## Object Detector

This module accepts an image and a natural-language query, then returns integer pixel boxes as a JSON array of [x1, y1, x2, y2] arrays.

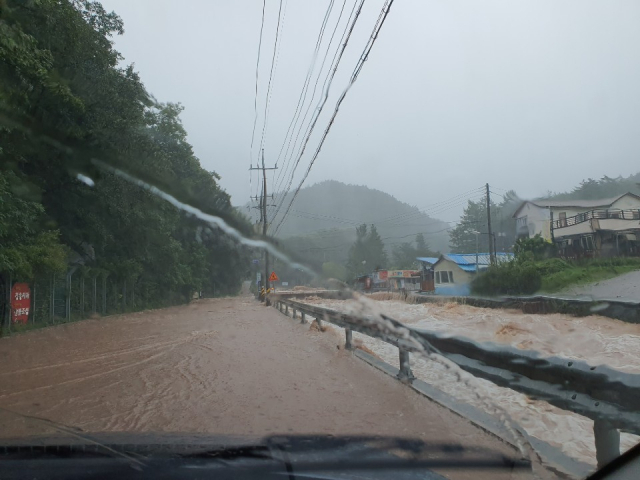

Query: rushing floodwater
[[302, 293, 640, 467]]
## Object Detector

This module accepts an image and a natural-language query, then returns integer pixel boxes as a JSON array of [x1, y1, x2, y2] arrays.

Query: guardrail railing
[[273, 296, 640, 470]]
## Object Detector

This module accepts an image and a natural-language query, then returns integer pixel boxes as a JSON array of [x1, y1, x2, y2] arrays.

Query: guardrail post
[[345, 328, 353, 350], [293, 308, 297, 319], [285, 304, 289, 316], [594, 420, 620, 468], [300, 312, 306, 324], [397, 349, 414, 382]]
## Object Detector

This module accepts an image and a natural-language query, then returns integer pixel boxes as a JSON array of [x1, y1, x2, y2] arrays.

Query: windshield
[[1, 1, 639, 479]]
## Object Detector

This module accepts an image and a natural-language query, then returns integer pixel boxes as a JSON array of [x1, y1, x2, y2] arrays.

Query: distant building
[[432, 253, 514, 296], [513, 193, 640, 258], [416, 257, 438, 293], [387, 270, 421, 292]]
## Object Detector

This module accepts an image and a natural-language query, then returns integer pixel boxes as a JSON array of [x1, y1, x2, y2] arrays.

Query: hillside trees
[[0, 0, 250, 312]]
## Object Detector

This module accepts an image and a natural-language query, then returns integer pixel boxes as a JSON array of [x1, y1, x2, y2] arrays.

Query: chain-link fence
[[1, 269, 165, 335]]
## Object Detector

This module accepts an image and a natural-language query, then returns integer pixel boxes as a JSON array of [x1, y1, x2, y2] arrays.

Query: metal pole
[[66, 270, 72, 323], [81, 277, 85, 318], [397, 349, 414, 382], [594, 420, 620, 468], [345, 329, 353, 350], [486, 183, 495, 265], [262, 151, 270, 295], [475, 232, 479, 272], [52, 274, 55, 324]]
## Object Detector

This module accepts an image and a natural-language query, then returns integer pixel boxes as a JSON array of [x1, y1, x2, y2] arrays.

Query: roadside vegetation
[[1, 0, 251, 328], [472, 235, 640, 295]]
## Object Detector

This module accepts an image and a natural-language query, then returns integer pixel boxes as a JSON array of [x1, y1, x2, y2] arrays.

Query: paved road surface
[[562, 269, 640, 300], [0, 297, 538, 479]]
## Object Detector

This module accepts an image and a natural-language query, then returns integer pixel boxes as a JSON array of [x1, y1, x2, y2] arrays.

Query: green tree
[[347, 224, 388, 279], [322, 262, 347, 282], [392, 243, 418, 269], [0, 0, 252, 317]]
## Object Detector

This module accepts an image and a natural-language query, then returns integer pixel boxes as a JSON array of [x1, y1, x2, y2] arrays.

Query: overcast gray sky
[[101, 0, 640, 224]]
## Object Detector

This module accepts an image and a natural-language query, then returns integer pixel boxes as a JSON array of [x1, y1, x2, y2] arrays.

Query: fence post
[[51, 274, 55, 323], [345, 328, 353, 350], [397, 349, 414, 382], [102, 276, 107, 315], [594, 420, 620, 468], [81, 277, 85, 318], [66, 270, 72, 323]]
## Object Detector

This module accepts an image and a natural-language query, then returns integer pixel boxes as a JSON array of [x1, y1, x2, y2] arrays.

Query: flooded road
[[0, 297, 534, 480], [302, 293, 640, 468]]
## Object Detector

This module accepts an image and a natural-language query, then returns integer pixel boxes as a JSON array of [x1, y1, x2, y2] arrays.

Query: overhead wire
[[257, 0, 287, 158], [269, 0, 354, 221], [272, 0, 394, 235], [249, 0, 267, 224], [270, 0, 338, 187], [269, 0, 367, 228]]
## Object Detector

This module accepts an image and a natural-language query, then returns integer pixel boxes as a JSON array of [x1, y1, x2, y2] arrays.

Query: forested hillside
[[0, 0, 250, 318], [257, 181, 449, 269]]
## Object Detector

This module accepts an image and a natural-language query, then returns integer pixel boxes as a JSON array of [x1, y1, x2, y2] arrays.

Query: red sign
[[11, 283, 31, 324], [269, 271, 279, 282], [378, 270, 388, 280]]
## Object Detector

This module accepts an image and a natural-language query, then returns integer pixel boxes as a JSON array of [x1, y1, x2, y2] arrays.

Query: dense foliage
[[448, 190, 520, 254], [346, 224, 388, 279], [0, 0, 250, 313], [390, 234, 438, 269]]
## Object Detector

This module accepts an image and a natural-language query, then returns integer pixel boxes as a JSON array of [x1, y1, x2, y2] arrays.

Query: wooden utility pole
[[249, 150, 277, 296], [486, 183, 495, 265]]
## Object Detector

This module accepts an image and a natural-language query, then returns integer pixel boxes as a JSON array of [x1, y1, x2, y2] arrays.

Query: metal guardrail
[[273, 296, 640, 469]]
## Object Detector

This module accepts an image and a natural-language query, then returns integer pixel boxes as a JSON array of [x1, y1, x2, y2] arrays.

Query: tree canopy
[[0, 0, 250, 308]]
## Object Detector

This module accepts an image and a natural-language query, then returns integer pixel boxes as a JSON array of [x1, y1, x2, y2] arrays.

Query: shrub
[[471, 262, 542, 296]]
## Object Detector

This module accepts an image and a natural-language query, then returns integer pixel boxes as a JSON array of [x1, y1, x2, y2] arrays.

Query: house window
[[580, 235, 595, 251], [436, 271, 453, 284], [559, 212, 567, 227]]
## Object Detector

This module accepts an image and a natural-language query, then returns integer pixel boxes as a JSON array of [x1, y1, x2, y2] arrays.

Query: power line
[[257, 0, 286, 158], [249, 0, 267, 165], [270, 0, 356, 216], [269, 0, 367, 227], [272, 0, 395, 236]]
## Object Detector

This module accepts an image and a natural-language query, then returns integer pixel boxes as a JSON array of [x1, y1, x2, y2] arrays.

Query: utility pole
[[249, 150, 277, 297], [486, 183, 495, 265]]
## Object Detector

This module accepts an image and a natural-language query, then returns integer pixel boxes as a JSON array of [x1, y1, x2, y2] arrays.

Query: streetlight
[[471, 230, 480, 273]]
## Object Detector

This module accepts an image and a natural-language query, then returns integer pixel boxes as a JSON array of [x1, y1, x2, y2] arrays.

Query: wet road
[[0, 297, 535, 480]]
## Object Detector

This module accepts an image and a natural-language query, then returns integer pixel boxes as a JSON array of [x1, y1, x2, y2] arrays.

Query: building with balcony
[[512, 193, 640, 258]]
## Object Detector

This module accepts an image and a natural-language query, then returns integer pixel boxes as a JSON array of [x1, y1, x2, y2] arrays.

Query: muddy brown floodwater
[[304, 293, 640, 469], [0, 297, 540, 480]]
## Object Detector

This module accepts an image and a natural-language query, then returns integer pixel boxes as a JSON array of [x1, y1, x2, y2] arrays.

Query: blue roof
[[437, 252, 514, 269], [416, 257, 439, 265]]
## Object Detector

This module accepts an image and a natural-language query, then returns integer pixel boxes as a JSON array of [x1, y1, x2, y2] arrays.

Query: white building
[[513, 193, 640, 258]]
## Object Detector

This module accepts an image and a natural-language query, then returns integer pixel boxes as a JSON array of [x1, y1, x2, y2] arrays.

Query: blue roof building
[[431, 252, 514, 295]]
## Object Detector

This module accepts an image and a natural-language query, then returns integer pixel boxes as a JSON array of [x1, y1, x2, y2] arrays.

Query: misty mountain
[[245, 181, 450, 270]]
